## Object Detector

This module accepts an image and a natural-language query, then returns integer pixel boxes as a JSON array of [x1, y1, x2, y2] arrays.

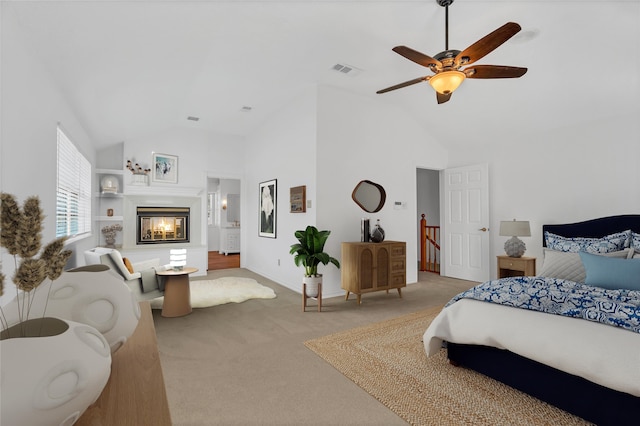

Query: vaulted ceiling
[[4, 0, 639, 149]]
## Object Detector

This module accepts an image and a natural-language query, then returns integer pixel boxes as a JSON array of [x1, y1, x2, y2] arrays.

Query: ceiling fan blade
[[376, 76, 429, 94], [392, 46, 442, 69], [465, 65, 527, 79], [455, 22, 522, 67], [436, 92, 452, 104]]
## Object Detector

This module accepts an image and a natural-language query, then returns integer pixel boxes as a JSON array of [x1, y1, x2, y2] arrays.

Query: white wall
[[1, 13, 97, 305], [123, 126, 244, 190], [447, 112, 640, 276], [121, 126, 245, 272], [242, 86, 318, 292], [241, 85, 449, 298], [316, 86, 448, 296], [219, 179, 241, 227]]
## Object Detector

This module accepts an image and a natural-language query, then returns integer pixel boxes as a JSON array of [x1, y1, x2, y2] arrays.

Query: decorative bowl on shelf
[[100, 175, 119, 193]]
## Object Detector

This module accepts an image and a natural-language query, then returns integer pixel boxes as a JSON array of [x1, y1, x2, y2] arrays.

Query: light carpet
[[304, 306, 592, 426], [150, 276, 276, 309]]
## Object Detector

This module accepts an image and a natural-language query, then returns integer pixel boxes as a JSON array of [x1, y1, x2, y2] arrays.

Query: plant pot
[[2, 264, 141, 353], [303, 275, 323, 298], [0, 317, 111, 426]]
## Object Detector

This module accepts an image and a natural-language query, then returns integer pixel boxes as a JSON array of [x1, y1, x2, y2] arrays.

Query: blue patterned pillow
[[632, 232, 640, 251], [544, 230, 630, 254], [579, 252, 640, 290]]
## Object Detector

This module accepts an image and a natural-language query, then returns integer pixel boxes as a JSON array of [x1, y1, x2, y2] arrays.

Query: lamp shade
[[170, 248, 187, 270], [429, 70, 466, 94], [499, 220, 531, 237]]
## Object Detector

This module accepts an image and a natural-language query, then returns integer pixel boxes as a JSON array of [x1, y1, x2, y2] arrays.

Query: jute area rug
[[304, 306, 592, 426], [150, 276, 276, 310]]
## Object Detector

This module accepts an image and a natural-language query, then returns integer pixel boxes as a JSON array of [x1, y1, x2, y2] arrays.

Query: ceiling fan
[[376, 0, 527, 104]]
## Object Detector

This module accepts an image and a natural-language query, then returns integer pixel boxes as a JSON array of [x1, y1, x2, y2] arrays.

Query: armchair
[[84, 248, 168, 301]]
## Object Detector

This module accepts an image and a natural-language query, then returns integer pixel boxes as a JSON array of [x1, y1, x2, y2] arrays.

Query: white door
[[441, 163, 490, 282]]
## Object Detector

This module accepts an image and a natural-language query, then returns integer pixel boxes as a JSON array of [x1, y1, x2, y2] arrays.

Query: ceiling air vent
[[187, 116, 200, 121], [331, 63, 362, 77]]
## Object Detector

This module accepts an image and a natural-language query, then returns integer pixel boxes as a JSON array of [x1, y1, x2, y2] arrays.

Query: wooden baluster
[[420, 214, 427, 271]]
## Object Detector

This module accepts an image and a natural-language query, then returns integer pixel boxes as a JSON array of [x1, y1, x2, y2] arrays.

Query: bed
[[422, 215, 640, 426]]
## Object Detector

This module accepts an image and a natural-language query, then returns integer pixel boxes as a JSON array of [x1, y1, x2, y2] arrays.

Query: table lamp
[[499, 219, 531, 258], [169, 248, 187, 270]]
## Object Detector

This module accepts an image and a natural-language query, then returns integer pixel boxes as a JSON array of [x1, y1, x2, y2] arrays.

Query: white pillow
[[539, 248, 631, 282]]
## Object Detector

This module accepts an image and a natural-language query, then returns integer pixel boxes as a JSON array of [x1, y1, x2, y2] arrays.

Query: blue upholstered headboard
[[542, 215, 640, 247]]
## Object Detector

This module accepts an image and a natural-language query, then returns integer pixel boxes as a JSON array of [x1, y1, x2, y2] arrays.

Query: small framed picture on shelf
[[152, 153, 178, 183], [290, 185, 306, 213]]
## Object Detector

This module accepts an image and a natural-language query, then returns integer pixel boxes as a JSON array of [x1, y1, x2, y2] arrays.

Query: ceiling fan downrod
[[437, 0, 454, 51]]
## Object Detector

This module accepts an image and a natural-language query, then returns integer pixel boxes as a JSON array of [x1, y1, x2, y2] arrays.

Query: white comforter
[[423, 299, 640, 397]]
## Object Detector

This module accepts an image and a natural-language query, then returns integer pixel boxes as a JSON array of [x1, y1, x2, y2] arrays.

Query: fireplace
[[136, 207, 190, 245]]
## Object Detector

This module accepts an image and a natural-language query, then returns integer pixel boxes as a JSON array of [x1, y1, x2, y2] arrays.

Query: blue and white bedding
[[447, 276, 640, 334], [423, 277, 640, 397]]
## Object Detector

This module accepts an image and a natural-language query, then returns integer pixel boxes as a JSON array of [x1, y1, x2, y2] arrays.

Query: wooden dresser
[[341, 241, 406, 304], [76, 301, 171, 426]]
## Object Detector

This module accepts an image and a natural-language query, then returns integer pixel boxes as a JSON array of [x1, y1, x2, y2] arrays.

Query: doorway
[[417, 164, 491, 283], [207, 175, 241, 270], [417, 168, 441, 273]]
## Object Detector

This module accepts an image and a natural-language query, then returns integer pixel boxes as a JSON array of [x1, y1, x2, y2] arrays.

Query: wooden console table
[[341, 241, 406, 304], [76, 302, 171, 426]]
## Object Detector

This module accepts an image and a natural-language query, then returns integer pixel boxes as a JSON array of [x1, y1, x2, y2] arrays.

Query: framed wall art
[[259, 179, 277, 238], [290, 185, 306, 213], [152, 153, 178, 183]]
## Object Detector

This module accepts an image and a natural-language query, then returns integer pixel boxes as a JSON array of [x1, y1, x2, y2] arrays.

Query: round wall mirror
[[352, 180, 386, 213]]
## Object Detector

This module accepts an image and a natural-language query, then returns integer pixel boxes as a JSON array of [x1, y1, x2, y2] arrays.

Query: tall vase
[[2, 264, 140, 353], [370, 219, 386, 243], [0, 317, 111, 426]]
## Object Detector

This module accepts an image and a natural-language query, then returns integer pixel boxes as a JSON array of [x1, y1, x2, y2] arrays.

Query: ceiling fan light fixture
[[429, 70, 465, 95]]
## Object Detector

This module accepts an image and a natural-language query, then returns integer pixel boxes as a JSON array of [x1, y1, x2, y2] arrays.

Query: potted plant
[[289, 225, 340, 297]]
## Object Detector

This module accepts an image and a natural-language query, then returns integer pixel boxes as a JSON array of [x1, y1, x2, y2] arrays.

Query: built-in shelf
[[95, 168, 124, 175], [96, 193, 124, 198], [96, 216, 124, 221], [95, 168, 125, 247]]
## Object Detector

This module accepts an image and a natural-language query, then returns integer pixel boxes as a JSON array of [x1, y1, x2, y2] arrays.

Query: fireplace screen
[[137, 207, 190, 244]]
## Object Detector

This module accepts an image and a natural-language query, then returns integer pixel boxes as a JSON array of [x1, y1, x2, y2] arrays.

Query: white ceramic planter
[[3, 264, 140, 353], [303, 275, 323, 298], [0, 317, 111, 426]]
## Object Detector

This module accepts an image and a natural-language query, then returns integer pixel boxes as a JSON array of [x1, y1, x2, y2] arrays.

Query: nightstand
[[497, 255, 536, 278]]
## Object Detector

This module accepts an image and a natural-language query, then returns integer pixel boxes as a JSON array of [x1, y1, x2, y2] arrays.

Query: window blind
[[56, 126, 92, 238]]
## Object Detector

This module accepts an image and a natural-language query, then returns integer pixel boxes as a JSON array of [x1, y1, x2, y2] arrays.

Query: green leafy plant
[[289, 226, 340, 277]]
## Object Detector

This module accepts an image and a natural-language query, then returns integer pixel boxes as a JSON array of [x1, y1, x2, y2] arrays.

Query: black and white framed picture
[[152, 153, 178, 183], [259, 179, 277, 238]]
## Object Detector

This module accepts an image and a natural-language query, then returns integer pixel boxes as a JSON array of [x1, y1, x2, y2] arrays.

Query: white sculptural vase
[[504, 236, 526, 257], [3, 264, 141, 353], [0, 317, 111, 426]]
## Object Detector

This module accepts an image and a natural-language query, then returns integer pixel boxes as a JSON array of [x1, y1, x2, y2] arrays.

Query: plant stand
[[303, 282, 322, 312]]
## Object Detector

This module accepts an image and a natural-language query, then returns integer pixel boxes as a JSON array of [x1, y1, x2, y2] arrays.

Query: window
[[56, 125, 91, 238]]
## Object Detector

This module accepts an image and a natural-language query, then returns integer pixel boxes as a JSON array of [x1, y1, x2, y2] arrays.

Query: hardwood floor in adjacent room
[[207, 251, 240, 270]]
